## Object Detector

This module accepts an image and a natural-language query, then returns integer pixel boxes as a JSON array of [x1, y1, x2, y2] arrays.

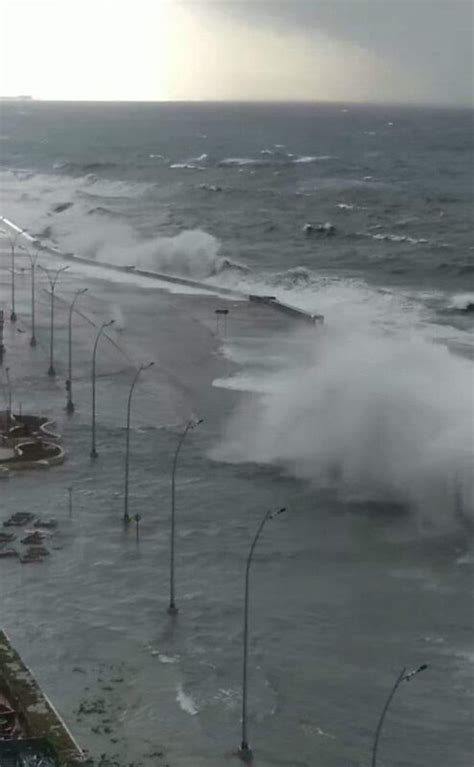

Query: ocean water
[[0, 101, 473, 766]]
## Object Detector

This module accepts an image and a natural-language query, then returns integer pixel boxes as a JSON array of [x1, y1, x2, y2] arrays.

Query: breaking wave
[[219, 157, 264, 167], [52, 160, 120, 173], [293, 155, 336, 163], [355, 231, 430, 245], [214, 290, 474, 529], [445, 293, 474, 312]]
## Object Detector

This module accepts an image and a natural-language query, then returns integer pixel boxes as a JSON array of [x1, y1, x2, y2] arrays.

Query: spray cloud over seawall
[[0, 170, 227, 280], [216, 301, 474, 528]]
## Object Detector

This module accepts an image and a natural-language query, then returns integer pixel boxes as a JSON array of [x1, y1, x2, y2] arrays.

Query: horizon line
[[1, 96, 473, 110]]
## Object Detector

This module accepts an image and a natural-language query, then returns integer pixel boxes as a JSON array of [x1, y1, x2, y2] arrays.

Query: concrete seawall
[[1, 216, 323, 326], [0, 630, 83, 765]]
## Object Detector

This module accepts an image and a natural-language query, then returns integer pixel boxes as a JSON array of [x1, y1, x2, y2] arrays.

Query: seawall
[[0, 216, 323, 326]]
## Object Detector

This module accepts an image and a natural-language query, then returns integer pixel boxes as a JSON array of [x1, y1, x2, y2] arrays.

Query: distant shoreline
[[0, 97, 472, 111], [0, 95, 33, 101]]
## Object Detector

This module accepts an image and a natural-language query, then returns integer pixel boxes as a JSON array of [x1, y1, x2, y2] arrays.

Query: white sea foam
[[446, 293, 474, 311], [176, 684, 199, 715], [357, 230, 429, 245], [293, 155, 336, 163], [219, 157, 262, 167], [170, 163, 205, 170]]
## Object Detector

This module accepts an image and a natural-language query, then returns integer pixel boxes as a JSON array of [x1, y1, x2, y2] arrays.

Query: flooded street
[[0, 246, 473, 767]]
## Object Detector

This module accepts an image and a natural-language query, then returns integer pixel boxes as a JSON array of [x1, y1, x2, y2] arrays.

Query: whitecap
[[219, 157, 262, 167], [176, 684, 198, 715], [446, 293, 474, 311], [294, 155, 336, 163], [170, 163, 205, 170]]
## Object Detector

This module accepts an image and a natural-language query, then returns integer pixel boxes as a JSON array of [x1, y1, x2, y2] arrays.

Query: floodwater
[[0, 249, 473, 767]]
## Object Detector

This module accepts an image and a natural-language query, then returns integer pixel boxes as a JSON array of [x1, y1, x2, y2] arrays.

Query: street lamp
[[1, 228, 24, 321], [90, 319, 115, 459], [168, 418, 203, 615], [238, 507, 287, 763], [371, 664, 428, 767], [66, 288, 88, 413], [3, 366, 12, 420], [39, 265, 69, 376], [21, 246, 40, 346], [123, 361, 154, 525]]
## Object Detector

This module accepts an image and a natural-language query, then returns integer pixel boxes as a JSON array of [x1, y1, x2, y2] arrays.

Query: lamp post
[[1, 228, 24, 321], [22, 247, 40, 346], [371, 664, 428, 767], [168, 418, 203, 615], [66, 288, 88, 413], [238, 507, 287, 763], [123, 361, 154, 525], [4, 366, 12, 420], [39, 265, 69, 376], [90, 319, 114, 459]]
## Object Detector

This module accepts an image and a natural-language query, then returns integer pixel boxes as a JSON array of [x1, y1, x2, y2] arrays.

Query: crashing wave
[[356, 231, 429, 245], [219, 157, 264, 167], [52, 161, 119, 173], [446, 294, 474, 313], [211, 257, 250, 277], [293, 155, 336, 163], [170, 162, 206, 170], [215, 291, 474, 527], [270, 266, 312, 287], [219, 153, 336, 168]]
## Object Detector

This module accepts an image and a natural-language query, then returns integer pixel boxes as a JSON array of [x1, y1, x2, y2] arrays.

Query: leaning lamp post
[[123, 361, 154, 526], [39, 265, 69, 376], [371, 664, 428, 767], [238, 507, 287, 763], [168, 418, 203, 615], [90, 319, 114, 459], [66, 287, 88, 413]]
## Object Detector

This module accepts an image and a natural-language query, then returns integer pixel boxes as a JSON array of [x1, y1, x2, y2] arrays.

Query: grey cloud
[[187, 1, 474, 104]]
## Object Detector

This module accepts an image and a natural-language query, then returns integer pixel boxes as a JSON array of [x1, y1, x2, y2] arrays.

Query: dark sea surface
[[1, 101, 473, 291], [0, 102, 473, 766]]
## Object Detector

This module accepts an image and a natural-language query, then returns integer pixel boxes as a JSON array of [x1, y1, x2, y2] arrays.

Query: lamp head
[[404, 664, 429, 682]]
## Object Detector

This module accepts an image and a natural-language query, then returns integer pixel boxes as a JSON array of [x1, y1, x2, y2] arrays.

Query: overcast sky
[[0, 0, 472, 105]]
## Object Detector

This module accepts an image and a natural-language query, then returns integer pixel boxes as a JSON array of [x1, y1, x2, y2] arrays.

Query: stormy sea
[[0, 101, 473, 766]]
